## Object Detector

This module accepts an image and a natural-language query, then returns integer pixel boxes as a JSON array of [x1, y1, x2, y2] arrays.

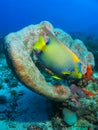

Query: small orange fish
[[82, 88, 95, 97]]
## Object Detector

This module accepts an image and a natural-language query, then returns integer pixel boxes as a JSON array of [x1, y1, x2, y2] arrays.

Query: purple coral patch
[[70, 84, 86, 98]]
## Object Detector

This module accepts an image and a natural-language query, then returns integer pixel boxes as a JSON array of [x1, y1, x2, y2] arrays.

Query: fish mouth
[[3, 24, 71, 102]]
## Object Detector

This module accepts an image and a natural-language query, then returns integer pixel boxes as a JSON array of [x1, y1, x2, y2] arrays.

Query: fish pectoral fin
[[33, 36, 46, 51], [52, 75, 62, 80]]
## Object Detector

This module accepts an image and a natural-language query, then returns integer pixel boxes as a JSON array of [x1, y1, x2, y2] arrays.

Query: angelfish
[[33, 30, 82, 79]]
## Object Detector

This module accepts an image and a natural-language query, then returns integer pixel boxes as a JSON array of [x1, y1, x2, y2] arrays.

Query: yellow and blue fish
[[33, 30, 82, 79]]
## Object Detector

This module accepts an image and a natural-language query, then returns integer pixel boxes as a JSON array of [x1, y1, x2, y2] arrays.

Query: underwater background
[[0, 0, 98, 36], [0, 0, 98, 130]]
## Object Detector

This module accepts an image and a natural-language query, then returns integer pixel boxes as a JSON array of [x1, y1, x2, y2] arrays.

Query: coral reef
[[54, 30, 95, 68], [71, 32, 98, 70], [4, 21, 95, 102], [62, 108, 77, 125], [4, 21, 71, 101], [0, 21, 98, 129]]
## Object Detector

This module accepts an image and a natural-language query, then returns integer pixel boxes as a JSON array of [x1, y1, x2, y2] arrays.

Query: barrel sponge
[[4, 21, 71, 102], [54, 28, 73, 48], [83, 52, 95, 67], [70, 39, 95, 67], [53, 29, 95, 69], [40, 21, 53, 31], [71, 39, 88, 60], [9, 21, 54, 54]]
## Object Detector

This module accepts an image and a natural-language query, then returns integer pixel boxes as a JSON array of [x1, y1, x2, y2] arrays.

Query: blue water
[[0, 0, 98, 36], [0, 0, 98, 128]]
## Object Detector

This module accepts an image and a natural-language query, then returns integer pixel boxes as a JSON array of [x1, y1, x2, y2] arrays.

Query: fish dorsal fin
[[33, 36, 46, 51], [69, 50, 80, 62]]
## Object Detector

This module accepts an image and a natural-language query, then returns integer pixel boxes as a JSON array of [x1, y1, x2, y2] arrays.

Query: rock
[[0, 95, 7, 104], [0, 37, 4, 54], [62, 108, 77, 125], [8, 80, 18, 88], [27, 124, 46, 130], [0, 79, 3, 89]]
